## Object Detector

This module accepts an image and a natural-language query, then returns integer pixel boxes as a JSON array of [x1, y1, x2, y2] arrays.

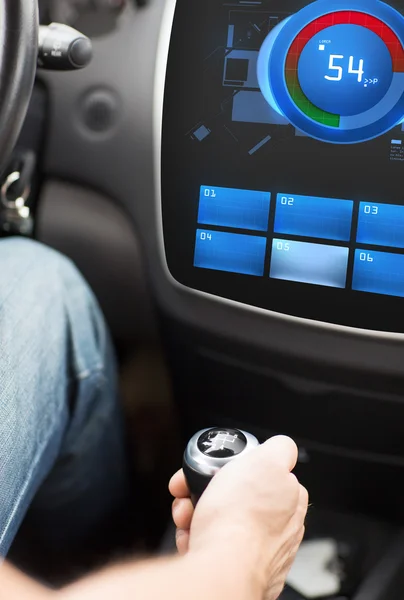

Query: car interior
[[4, 0, 404, 598]]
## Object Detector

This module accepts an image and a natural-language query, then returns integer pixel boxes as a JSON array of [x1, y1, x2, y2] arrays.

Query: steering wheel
[[0, 1, 38, 175]]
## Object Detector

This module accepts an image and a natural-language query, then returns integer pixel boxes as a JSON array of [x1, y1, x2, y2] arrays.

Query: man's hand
[[169, 435, 308, 600], [0, 435, 307, 600]]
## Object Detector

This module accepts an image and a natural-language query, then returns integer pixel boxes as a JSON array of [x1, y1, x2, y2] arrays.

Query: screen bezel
[[161, 0, 404, 334]]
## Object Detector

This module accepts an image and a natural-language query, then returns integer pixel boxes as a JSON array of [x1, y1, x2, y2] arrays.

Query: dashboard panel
[[39, 0, 126, 36], [38, 0, 404, 389], [162, 0, 404, 333], [33, 0, 404, 524]]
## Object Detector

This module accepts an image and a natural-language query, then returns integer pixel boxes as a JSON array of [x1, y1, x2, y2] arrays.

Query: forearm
[[59, 550, 264, 600], [0, 546, 264, 600]]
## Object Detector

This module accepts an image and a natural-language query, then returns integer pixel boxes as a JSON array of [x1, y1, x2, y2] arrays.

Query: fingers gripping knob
[[183, 427, 259, 505]]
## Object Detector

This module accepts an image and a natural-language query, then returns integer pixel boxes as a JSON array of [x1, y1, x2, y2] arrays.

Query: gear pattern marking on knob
[[197, 428, 247, 458]]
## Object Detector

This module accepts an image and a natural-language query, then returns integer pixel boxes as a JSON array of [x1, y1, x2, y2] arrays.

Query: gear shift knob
[[183, 427, 260, 505]]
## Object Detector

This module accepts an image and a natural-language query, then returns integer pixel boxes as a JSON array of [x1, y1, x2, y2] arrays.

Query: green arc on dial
[[285, 70, 341, 128]]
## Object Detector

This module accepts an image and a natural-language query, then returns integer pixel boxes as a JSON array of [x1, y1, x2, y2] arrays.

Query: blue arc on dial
[[257, 0, 404, 144]]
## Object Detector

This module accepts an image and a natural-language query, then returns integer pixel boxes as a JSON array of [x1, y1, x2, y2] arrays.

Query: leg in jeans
[[0, 238, 128, 557]]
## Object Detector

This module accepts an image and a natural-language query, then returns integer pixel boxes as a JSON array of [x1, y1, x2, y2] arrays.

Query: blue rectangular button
[[274, 193, 354, 241], [198, 186, 271, 232], [194, 229, 266, 276], [353, 249, 404, 298], [357, 202, 404, 249], [270, 239, 349, 288]]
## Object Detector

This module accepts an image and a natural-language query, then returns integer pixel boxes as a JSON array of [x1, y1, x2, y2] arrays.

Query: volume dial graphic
[[257, 0, 404, 144]]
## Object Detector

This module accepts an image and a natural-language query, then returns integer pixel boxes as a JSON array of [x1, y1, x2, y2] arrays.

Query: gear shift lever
[[183, 427, 259, 505]]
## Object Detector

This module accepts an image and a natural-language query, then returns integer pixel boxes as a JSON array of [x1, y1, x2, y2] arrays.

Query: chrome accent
[[184, 427, 260, 477]]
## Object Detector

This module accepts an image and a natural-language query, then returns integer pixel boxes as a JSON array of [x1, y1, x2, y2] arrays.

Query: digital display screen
[[198, 186, 271, 232], [357, 202, 404, 248], [194, 229, 267, 276], [162, 0, 404, 333], [353, 249, 404, 297], [274, 193, 353, 241], [270, 239, 349, 288]]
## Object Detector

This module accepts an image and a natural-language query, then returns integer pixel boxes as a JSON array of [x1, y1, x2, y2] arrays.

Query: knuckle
[[291, 519, 305, 542], [172, 498, 180, 517], [299, 484, 309, 507], [286, 473, 301, 503], [289, 473, 300, 491]]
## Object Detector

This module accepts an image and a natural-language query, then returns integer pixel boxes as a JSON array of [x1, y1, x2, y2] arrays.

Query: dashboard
[[34, 0, 404, 523], [39, 0, 127, 35], [37, 0, 404, 393], [162, 0, 404, 334]]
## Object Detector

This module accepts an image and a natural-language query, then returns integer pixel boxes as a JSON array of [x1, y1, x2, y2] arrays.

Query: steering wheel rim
[[0, 1, 38, 175]]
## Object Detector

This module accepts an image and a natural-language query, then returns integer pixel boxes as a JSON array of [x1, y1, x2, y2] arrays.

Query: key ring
[[1, 171, 31, 215]]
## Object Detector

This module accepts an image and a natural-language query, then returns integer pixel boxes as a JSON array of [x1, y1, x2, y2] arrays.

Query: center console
[[35, 0, 404, 594], [157, 0, 404, 530], [162, 0, 404, 332]]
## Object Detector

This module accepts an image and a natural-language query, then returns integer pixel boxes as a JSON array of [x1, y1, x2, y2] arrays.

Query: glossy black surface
[[162, 0, 404, 334], [197, 428, 247, 458]]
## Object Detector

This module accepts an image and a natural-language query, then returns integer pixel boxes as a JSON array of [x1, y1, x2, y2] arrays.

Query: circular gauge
[[257, 0, 404, 144]]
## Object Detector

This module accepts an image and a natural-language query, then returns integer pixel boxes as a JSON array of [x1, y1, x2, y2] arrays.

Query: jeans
[[0, 237, 128, 557]]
